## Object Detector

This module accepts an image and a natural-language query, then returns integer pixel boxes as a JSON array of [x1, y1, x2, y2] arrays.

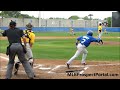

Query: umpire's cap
[[9, 21, 16, 26]]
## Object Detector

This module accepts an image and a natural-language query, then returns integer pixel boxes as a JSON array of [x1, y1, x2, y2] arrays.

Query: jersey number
[[81, 39, 86, 43]]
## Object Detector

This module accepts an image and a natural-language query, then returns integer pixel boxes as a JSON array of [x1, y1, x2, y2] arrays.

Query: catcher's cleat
[[14, 68, 18, 75], [66, 63, 70, 69], [34, 74, 36, 77], [14, 62, 20, 75]]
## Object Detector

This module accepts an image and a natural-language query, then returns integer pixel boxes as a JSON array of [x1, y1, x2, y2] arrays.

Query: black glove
[[76, 42, 78, 46], [6, 46, 10, 55]]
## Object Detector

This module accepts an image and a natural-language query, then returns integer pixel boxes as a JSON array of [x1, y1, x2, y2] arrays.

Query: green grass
[[0, 32, 119, 61], [34, 32, 120, 37], [31, 39, 120, 61]]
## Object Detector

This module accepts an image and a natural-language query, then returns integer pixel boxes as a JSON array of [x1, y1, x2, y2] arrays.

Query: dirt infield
[[0, 53, 120, 79]]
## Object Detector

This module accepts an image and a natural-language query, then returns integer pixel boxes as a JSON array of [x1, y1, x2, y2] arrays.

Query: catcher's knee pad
[[29, 62, 33, 68], [28, 57, 34, 68]]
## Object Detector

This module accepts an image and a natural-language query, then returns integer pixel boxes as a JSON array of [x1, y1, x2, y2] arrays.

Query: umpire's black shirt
[[2, 28, 24, 44]]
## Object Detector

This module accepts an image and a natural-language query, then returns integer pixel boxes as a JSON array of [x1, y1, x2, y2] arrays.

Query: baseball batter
[[66, 30, 102, 69], [14, 23, 35, 75]]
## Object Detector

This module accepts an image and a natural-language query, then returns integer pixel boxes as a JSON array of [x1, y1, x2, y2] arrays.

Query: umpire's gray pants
[[5, 43, 35, 79]]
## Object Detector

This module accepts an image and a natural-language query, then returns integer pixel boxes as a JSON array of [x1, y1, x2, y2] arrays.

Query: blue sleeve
[[91, 37, 100, 42], [77, 36, 82, 41]]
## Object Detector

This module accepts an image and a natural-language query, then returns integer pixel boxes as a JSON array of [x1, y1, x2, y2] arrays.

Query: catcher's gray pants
[[25, 43, 33, 63], [15, 43, 33, 63], [5, 43, 35, 79]]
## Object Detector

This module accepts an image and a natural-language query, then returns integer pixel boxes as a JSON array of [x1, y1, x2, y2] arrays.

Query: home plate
[[39, 67, 51, 70]]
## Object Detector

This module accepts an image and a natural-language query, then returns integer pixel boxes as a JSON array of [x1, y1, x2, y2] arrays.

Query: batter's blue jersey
[[77, 35, 99, 47]]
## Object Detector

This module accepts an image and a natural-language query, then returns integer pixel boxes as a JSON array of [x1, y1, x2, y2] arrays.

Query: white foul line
[[0, 56, 9, 61], [33, 65, 43, 69], [47, 65, 62, 73], [79, 66, 89, 74]]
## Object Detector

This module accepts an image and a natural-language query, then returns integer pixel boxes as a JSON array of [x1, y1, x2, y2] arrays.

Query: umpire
[[1, 21, 35, 79]]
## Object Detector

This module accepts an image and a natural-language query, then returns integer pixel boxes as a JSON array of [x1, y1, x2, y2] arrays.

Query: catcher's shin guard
[[28, 58, 34, 68]]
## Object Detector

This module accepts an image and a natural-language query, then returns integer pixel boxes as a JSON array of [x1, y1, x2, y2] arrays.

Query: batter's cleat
[[66, 63, 70, 69], [81, 63, 87, 65]]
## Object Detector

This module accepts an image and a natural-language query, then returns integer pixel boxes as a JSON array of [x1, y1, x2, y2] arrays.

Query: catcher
[[14, 23, 35, 75]]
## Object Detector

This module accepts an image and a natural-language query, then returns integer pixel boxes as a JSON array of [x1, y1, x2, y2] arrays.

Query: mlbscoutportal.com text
[[66, 72, 119, 77]]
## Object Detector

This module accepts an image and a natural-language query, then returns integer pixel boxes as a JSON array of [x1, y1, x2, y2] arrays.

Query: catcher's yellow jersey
[[21, 30, 35, 44]]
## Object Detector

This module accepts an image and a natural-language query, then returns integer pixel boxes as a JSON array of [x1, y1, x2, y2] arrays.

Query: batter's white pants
[[15, 43, 33, 63], [67, 43, 88, 65], [98, 32, 103, 39]]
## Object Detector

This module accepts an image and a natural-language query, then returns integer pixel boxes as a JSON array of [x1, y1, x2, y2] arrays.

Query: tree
[[49, 17, 65, 19], [68, 15, 80, 20], [88, 14, 93, 20], [104, 17, 112, 27], [1, 11, 21, 18], [20, 14, 35, 18], [0, 11, 36, 18], [82, 16, 90, 20], [49, 17, 54, 19]]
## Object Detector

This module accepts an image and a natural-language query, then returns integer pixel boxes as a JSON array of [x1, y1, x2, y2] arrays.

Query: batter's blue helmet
[[87, 30, 93, 36]]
